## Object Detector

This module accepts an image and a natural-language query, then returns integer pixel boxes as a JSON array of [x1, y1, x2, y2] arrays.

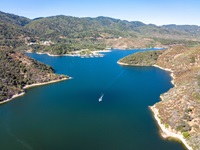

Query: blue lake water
[[0, 49, 185, 150]]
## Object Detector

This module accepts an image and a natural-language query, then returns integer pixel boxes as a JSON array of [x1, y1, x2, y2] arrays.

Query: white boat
[[99, 94, 104, 102]]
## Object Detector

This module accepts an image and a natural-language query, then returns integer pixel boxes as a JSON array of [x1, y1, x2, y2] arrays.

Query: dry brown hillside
[[105, 38, 162, 49], [155, 46, 200, 149], [118, 45, 200, 149]]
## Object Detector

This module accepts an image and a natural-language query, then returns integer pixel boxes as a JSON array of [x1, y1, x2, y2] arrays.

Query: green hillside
[[0, 10, 200, 54], [0, 11, 30, 26], [118, 50, 163, 66], [25, 16, 141, 39], [0, 20, 31, 49]]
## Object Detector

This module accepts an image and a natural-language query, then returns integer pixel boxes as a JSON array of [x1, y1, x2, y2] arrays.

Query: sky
[[0, 0, 200, 26]]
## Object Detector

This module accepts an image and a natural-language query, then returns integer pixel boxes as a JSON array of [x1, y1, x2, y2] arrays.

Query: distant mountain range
[[1, 10, 200, 54]]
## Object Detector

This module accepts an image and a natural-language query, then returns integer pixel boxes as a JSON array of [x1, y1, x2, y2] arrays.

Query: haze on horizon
[[1, 0, 200, 26]]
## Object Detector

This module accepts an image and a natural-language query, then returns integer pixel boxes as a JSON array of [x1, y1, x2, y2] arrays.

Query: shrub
[[176, 121, 191, 132], [183, 132, 190, 138], [165, 124, 169, 128], [190, 56, 195, 63]]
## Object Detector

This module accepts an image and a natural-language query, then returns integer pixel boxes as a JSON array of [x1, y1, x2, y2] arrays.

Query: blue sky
[[0, 0, 200, 25]]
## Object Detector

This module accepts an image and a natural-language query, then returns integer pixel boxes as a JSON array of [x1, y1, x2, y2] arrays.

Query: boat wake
[[6, 127, 34, 150], [99, 94, 104, 102]]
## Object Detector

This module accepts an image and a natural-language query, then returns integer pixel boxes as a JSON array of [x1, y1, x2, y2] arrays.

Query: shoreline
[[152, 65, 175, 86], [117, 61, 148, 66], [117, 61, 130, 66], [0, 92, 25, 105], [150, 105, 192, 150], [118, 60, 191, 149], [0, 77, 69, 105], [117, 63, 175, 85], [27, 50, 112, 58], [151, 64, 192, 150], [23, 77, 69, 89]]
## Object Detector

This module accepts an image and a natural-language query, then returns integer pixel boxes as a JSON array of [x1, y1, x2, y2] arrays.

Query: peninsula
[[118, 46, 200, 150], [0, 49, 68, 104]]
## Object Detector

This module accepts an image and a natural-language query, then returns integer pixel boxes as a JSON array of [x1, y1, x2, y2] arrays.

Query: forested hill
[[25, 15, 200, 40], [25, 16, 143, 39], [1, 10, 200, 54], [0, 11, 30, 26], [0, 20, 32, 49], [0, 49, 67, 102]]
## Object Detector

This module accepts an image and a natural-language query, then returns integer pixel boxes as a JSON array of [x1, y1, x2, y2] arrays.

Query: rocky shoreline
[[118, 46, 200, 150], [150, 105, 192, 150], [118, 60, 191, 149], [150, 63, 192, 150]]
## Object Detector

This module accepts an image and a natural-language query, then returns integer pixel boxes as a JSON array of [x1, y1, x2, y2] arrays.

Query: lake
[[0, 49, 185, 150]]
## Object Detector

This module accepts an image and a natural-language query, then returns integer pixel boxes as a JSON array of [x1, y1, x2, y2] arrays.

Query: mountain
[[25, 15, 143, 38], [26, 15, 200, 41], [162, 24, 200, 37], [24, 15, 200, 53], [0, 20, 31, 49], [25, 15, 200, 40], [0, 10, 200, 54], [0, 11, 31, 26]]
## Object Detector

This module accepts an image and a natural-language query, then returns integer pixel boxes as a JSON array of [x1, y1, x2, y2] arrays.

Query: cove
[[0, 49, 186, 150]]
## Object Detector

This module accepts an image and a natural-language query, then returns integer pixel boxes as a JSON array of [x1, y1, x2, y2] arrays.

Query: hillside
[[24, 16, 141, 53], [162, 24, 200, 38], [25, 15, 200, 50], [0, 20, 32, 49], [0, 49, 67, 103], [118, 46, 200, 149], [118, 50, 163, 66], [25, 15, 200, 41], [0, 11, 30, 26], [0, 11, 200, 54], [25, 16, 142, 39]]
